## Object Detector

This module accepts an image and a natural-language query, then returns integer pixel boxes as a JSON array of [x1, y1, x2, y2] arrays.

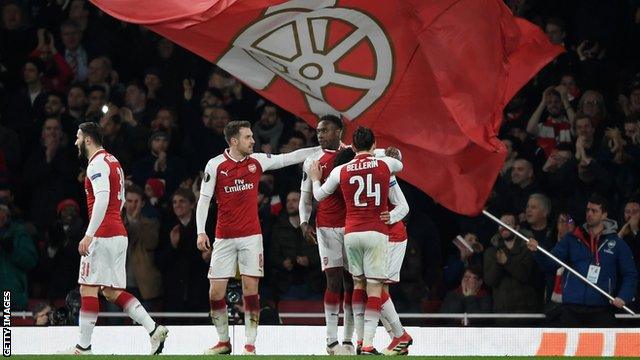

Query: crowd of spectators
[[1, 0, 639, 327]]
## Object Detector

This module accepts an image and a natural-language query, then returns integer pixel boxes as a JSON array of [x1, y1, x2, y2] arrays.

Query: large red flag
[[91, 0, 562, 215]]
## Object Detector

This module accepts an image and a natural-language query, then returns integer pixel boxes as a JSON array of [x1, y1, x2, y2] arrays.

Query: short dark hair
[[173, 188, 196, 204], [125, 184, 144, 199], [352, 126, 375, 152], [126, 80, 147, 95], [87, 85, 106, 95], [588, 193, 609, 214], [60, 19, 81, 32], [224, 120, 251, 144], [319, 114, 343, 130], [465, 265, 483, 280], [334, 147, 356, 167], [25, 58, 45, 74], [78, 122, 103, 146], [69, 83, 87, 94]]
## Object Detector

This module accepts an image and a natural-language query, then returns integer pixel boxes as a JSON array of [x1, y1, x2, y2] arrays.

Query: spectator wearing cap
[[0, 203, 38, 310], [132, 131, 186, 201], [43, 198, 83, 301], [145, 178, 165, 207]]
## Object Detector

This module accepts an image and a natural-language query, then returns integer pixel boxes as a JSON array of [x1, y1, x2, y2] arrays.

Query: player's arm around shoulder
[[311, 163, 341, 201]]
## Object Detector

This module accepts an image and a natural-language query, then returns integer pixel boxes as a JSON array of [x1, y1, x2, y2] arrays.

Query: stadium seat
[[277, 300, 324, 325]]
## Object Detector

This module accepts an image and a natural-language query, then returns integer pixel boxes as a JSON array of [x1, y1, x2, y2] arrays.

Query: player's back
[[85, 150, 126, 237], [339, 153, 391, 235]]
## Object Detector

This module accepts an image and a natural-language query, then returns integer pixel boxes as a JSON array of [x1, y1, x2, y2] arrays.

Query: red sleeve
[[52, 52, 73, 87]]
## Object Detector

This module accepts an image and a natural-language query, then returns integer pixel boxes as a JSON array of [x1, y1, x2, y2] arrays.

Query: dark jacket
[[440, 287, 492, 314], [269, 213, 322, 296], [0, 222, 38, 310], [484, 232, 539, 312], [155, 213, 210, 311], [535, 220, 638, 306]]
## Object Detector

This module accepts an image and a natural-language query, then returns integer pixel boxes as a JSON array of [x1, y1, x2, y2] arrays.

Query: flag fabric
[[91, 0, 562, 215]]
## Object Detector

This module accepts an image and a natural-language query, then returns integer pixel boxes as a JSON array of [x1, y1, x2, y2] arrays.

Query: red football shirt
[[315, 153, 403, 235], [84, 150, 127, 237], [301, 148, 346, 228]]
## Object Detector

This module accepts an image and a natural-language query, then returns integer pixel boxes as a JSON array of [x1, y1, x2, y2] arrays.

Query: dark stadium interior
[[1, 0, 640, 328]]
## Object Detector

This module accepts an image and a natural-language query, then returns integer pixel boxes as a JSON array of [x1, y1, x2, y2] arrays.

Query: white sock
[[324, 290, 341, 345], [116, 292, 155, 333], [244, 295, 260, 346], [381, 293, 404, 337], [363, 296, 382, 348], [210, 299, 230, 342], [343, 292, 354, 343], [380, 316, 394, 339], [352, 289, 366, 343], [78, 296, 99, 348]]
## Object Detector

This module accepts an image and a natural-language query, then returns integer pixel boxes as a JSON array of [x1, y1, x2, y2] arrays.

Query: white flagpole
[[482, 210, 636, 316]]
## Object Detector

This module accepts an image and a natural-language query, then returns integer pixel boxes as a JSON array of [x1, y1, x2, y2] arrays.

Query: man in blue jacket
[[527, 194, 637, 327]]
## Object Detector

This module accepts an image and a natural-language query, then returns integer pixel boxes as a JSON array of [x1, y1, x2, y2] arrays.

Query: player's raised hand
[[78, 235, 93, 256], [301, 222, 317, 245], [197, 233, 211, 252], [309, 160, 322, 181], [380, 211, 391, 224]]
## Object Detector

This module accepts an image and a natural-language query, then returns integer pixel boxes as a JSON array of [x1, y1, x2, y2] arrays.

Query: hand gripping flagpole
[[482, 210, 636, 316]]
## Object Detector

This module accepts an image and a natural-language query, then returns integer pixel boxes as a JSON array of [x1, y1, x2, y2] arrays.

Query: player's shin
[[342, 289, 354, 343], [243, 294, 260, 345], [363, 280, 383, 349], [210, 298, 230, 342], [78, 295, 99, 349], [323, 289, 341, 345], [380, 290, 404, 337], [352, 285, 366, 343], [114, 291, 156, 333]]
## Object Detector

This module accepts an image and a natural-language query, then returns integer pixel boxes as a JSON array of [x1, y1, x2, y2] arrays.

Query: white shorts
[[317, 227, 346, 271], [78, 236, 128, 289], [386, 240, 407, 283], [344, 231, 388, 280], [208, 235, 264, 279]]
